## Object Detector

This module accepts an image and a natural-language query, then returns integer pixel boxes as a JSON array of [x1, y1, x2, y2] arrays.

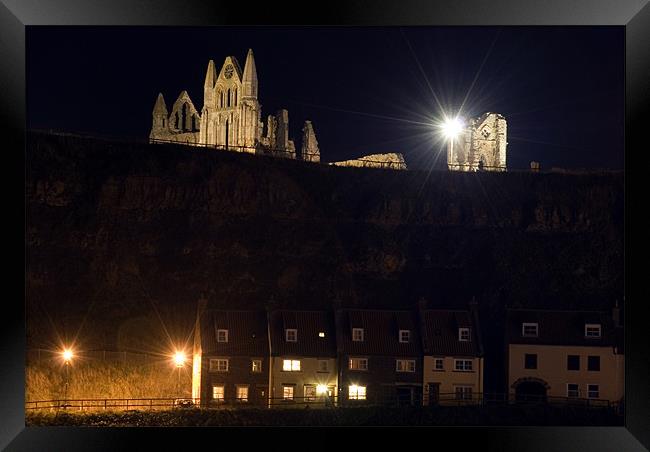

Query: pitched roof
[[268, 310, 336, 357], [335, 309, 422, 356], [420, 310, 482, 357], [505, 309, 618, 347], [200, 310, 268, 356]]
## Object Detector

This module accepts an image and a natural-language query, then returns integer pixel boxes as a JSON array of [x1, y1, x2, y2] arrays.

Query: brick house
[[267, 310, 338, 407], [193, 309, 269, 407], [420, 304, 485, 405], [505, 307, 624, 404], [335, 309, 423, 406]]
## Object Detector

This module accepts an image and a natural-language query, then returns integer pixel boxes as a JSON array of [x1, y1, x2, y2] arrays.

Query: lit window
[[217, 329, 228, 343], [304, 385, 316, 402], [399, 330, 410, 343], [454, 359, 473, 372], [283, 386, 294, 401], [585, 324, 601, 338], [588, 356, 600, 371], [396, 359, 416, 372], [588, 384, 599, 399], [282, 359, 301, 371], [458, 328, 471, 342], [252, 359, 262, 373], [212, 385, 224, 401], [285, 329, 297, 342], [455, 386, 473, 400], [317, 360, 329, 372], [567, 384, 579, 398], [352, 328, 364, 342], [210, 358, 229, 372], [522, 323, 539, 337], [434, 358, 444, 371], [318, 332, 325, 338], [524, 354, 538, 369], [236, 385, 248, 402], [349, 357, 368, 371], [348, 385, 367, 400]]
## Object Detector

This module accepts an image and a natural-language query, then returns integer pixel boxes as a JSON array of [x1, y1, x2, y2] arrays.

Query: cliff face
[[26, 132, 623, 351]]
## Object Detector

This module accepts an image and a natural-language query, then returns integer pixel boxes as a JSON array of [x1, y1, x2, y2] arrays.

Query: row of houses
[[190, 302, 623, 408]]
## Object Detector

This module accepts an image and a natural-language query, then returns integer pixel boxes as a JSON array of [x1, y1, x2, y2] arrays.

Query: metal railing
[[26, 392, 619, 413]]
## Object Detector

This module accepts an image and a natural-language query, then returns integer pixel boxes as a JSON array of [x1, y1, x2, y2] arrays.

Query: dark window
[[587, 356, 600, 371], [567, 355, 580, 371], [524, 354, 538, 369]]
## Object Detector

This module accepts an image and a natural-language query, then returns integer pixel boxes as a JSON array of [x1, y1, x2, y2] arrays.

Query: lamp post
[[173, 351, 186, 397], [61, 348, 73, 407]]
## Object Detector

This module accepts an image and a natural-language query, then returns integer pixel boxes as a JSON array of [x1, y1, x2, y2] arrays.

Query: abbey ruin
[[447, 112, 507, 172], [149, 49, 507, 172]]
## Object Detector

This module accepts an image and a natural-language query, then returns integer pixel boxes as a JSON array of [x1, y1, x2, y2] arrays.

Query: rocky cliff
[[26, 131, 623, 356]]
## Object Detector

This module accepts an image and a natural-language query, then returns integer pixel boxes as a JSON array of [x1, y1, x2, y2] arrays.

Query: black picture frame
[[3, 0, 648, 450]]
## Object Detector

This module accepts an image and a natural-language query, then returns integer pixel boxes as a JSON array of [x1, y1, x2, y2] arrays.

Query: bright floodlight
[[173, 351, 186, 367], [316, 384, 328, 395], [441, 117, 464, 139], [62, 348, 73, 363]]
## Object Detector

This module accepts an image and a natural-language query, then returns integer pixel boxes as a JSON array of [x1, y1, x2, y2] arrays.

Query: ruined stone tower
[[447, 112, 507, 172], [149, 49, 319, 161]]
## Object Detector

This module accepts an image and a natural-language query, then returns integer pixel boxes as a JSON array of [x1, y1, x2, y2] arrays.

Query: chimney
[[612, 299, 621, 327]]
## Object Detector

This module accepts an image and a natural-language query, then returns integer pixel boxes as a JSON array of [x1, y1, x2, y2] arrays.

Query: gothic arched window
[[234, 88, 237, 106], [227, 89, 231, 107], [218, 90, 223, 108]]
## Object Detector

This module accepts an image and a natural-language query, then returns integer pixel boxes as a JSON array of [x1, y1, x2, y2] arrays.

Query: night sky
[[27, 27, 624, 171]]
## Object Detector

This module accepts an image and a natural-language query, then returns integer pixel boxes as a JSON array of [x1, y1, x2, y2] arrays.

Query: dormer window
[[318, 332, 325, 338], [585, 324, 601, 338], [285, 329, 297, 342], [352, 328, 364, 342], [217, 329, 228, 343], [399, 330, 410, 343], [522, 323, 539, 337], [458, 327, 471, 342]]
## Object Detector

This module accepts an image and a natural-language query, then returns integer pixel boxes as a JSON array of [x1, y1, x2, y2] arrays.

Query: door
[[254, 385, 268, 406], [428, 383, 440, 406], [396, 387, 414, 406]]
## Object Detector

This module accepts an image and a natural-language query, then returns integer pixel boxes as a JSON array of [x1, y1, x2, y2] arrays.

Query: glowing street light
[[441, 117, 464, 140], [60, 347, 75, 407], [316, 384, 328, 396], [173, 351, 186, 368], [62, 348, 74, 363]]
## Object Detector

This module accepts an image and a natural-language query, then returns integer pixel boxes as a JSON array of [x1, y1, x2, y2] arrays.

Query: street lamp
[[173, 351, 187, 397], [60, 348, 74, 407], [440, 116, 464, 170]]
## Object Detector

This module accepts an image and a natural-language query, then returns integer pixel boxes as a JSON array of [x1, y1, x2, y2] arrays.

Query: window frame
[[285, 329, 298, 342], [455, 386, 473, 400], [585, 323, 602, 338], [349, 357, 369, 371], [567, 383, 579, 398], [396, 359, 416, 373], [317, 359, 329, 372], [348, 385, 367, 400], [304, 384, 317, 402], [399, 329, 411, 343], [587, 384, 600, 399], [458, 327, 471, 342], [209, 358, 229, 372], [282, 385, 294, 401], [433, 358, 444, 371], [282, 359, 301, 372], [524, 353, 538, 370], [352, 328, 364, 342], [587, 355, 601, 371], [212, 385, 225, 402], [522, 322, 539, 337], [216, 329, 228, 343], [236, 385, 249, 402], [454, 359, 474, 372], [251, 359, 262, 373]]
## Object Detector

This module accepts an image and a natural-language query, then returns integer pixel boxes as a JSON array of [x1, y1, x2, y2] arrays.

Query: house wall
[[269, 356, 337, 407], [422, 356, 484, 405], [508, 344, 624, 402], [200, 355, 269, 406], [339, 355, 423, 405]]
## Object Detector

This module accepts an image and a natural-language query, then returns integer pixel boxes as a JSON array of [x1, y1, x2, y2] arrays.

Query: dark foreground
[[26, 405, 623, 426]]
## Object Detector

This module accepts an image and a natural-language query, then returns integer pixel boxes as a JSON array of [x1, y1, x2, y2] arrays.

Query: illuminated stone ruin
[[447, 112, 507, 172]]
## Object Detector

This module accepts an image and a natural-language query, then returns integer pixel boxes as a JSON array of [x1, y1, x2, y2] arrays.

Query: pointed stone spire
[[204, 59, 216, 89], [152, 92, 167, 115], [241, 48, 258, 99]]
